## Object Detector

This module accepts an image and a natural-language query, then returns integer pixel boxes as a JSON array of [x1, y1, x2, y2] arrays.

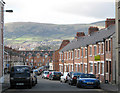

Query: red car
[[46, 72, 52, 79]]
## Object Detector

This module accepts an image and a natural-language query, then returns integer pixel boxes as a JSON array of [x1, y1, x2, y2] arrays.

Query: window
[[59, 53, 61, 60], [45, 55, 48, 58], [85, 65, 87, 74], [78, 49, 80, 58], [31, 59, 33, 62], [75, 49, 77, 58], [99, 44, 101, 54], [102, 63, 104, 74], [90, 46, 92, 55], [101, 43, 104, 53], [94, 46, 97, 55], [64, 53, 66, 60], [71, 52, 73, 59], [94, 63, 97, 74], [26, 59, 28, 62], [106, 41, 108, 51], [90, 63, 93, 73], [98, 63, 100, 74], [78, 65, 80, 72], [29, 55, 31, 59], [43, 59, 44, 62], [75, 64, 77, 72], [67, 52, 68, 59], [64, 65, 66, 72], [69, 52, 71, 59], [85, 48, 87, 57], [106, 61, 108, 73], [69, 64, 71, 72], [109, 40, 111, 51], [72, 65, 73, 71], [37, 55, 39, 58], [62, 53, 63, 60], [81, 64, 83, 72], [81, 48, 83, 57]]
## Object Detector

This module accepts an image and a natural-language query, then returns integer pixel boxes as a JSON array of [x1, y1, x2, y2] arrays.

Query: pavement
[[100, 83, 119, 92]]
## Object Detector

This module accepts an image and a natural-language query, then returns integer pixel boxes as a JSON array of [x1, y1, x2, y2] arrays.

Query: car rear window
[[80, 74, 96, 78], [11, 66, 30, 73]]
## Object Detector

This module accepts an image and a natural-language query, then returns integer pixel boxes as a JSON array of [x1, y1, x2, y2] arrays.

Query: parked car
[[76, 74, 100, 88], [42, 71, 49, 79], [47, 72, 52, 79], [49, 71, 62, 80], [33, 69, 38, 85], [33, 69, 39, 75], [68, 72, 84, 85], [60, 72, 68, 83], [10, 65, 36, 89]]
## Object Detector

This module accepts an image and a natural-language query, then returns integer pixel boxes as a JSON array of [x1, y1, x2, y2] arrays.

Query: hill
[[4, 21, 105, 50]]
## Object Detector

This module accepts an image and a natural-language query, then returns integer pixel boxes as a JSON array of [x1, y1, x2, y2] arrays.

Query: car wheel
[[28, 82, 32, 89], [76, 84, 81, 88], [10, 85, 14, 89]]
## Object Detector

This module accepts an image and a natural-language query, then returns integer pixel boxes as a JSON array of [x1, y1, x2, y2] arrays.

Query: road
[[4, 76, 104, 93]]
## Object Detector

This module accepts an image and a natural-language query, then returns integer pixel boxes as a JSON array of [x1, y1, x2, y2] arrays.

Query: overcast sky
[[4, 0, 115, 24]]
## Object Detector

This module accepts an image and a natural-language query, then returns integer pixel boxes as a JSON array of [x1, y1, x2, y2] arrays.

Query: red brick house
[[20, 51, 53, 69], [59, 18, 116, 84]]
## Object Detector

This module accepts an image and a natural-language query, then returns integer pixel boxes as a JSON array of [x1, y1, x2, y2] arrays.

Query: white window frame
[[90, 63, 93, 74], [101, 63, 104, 75]]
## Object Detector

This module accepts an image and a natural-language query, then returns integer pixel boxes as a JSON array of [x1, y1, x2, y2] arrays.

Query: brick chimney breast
[[76, 32, 85, 37], [105, 18, 115, 28], [88, 26, 99, 35]]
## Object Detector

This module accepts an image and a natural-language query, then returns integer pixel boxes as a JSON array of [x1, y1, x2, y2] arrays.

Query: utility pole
[[115, 0, 120, 90]]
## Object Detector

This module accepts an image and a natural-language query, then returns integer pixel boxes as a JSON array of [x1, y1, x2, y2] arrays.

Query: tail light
[[53, 75, 55, 77], [66, 76, 67, 79], [73, 77, 77, 79]]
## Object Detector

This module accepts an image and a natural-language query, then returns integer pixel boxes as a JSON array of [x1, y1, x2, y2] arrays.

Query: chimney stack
[[76, 32, 85, 38], [105, 18, 115, 28], [88, 26, 99, 35]]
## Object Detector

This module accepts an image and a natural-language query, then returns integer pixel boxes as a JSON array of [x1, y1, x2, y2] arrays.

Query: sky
[[4, 0, 115, 24]]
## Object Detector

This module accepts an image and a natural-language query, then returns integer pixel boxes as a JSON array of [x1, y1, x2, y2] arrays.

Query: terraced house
[[59, 18, 117, 84], [20, 51, 54, 69]]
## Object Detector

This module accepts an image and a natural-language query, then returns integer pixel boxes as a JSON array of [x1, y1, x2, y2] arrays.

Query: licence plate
[[87, 82, 93, 84], [57, 75, 59, 77], [16, 83, 24, 85]]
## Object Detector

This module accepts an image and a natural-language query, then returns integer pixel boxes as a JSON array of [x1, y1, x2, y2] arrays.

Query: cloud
[[4, 0, 115, 24]]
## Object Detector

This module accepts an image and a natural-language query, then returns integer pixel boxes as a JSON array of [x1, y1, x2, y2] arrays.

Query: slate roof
[[60, 25, 115, 52]]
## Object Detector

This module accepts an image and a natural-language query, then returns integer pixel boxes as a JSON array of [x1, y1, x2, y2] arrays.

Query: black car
[[68, 72, 84, 85], [49, 71, 62, 80], [10, 65, 36, 89]]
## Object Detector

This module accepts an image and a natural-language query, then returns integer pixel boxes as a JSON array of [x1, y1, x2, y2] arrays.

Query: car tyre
[[28, 82, 32, 89]]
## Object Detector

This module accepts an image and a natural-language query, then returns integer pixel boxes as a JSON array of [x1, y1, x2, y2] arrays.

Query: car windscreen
[[54, 72, 61, 75], [73, 73, 83, 76], [80, 74, 96, 78], [44, 72, 49, 74], [11, 66, 30, 73]]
